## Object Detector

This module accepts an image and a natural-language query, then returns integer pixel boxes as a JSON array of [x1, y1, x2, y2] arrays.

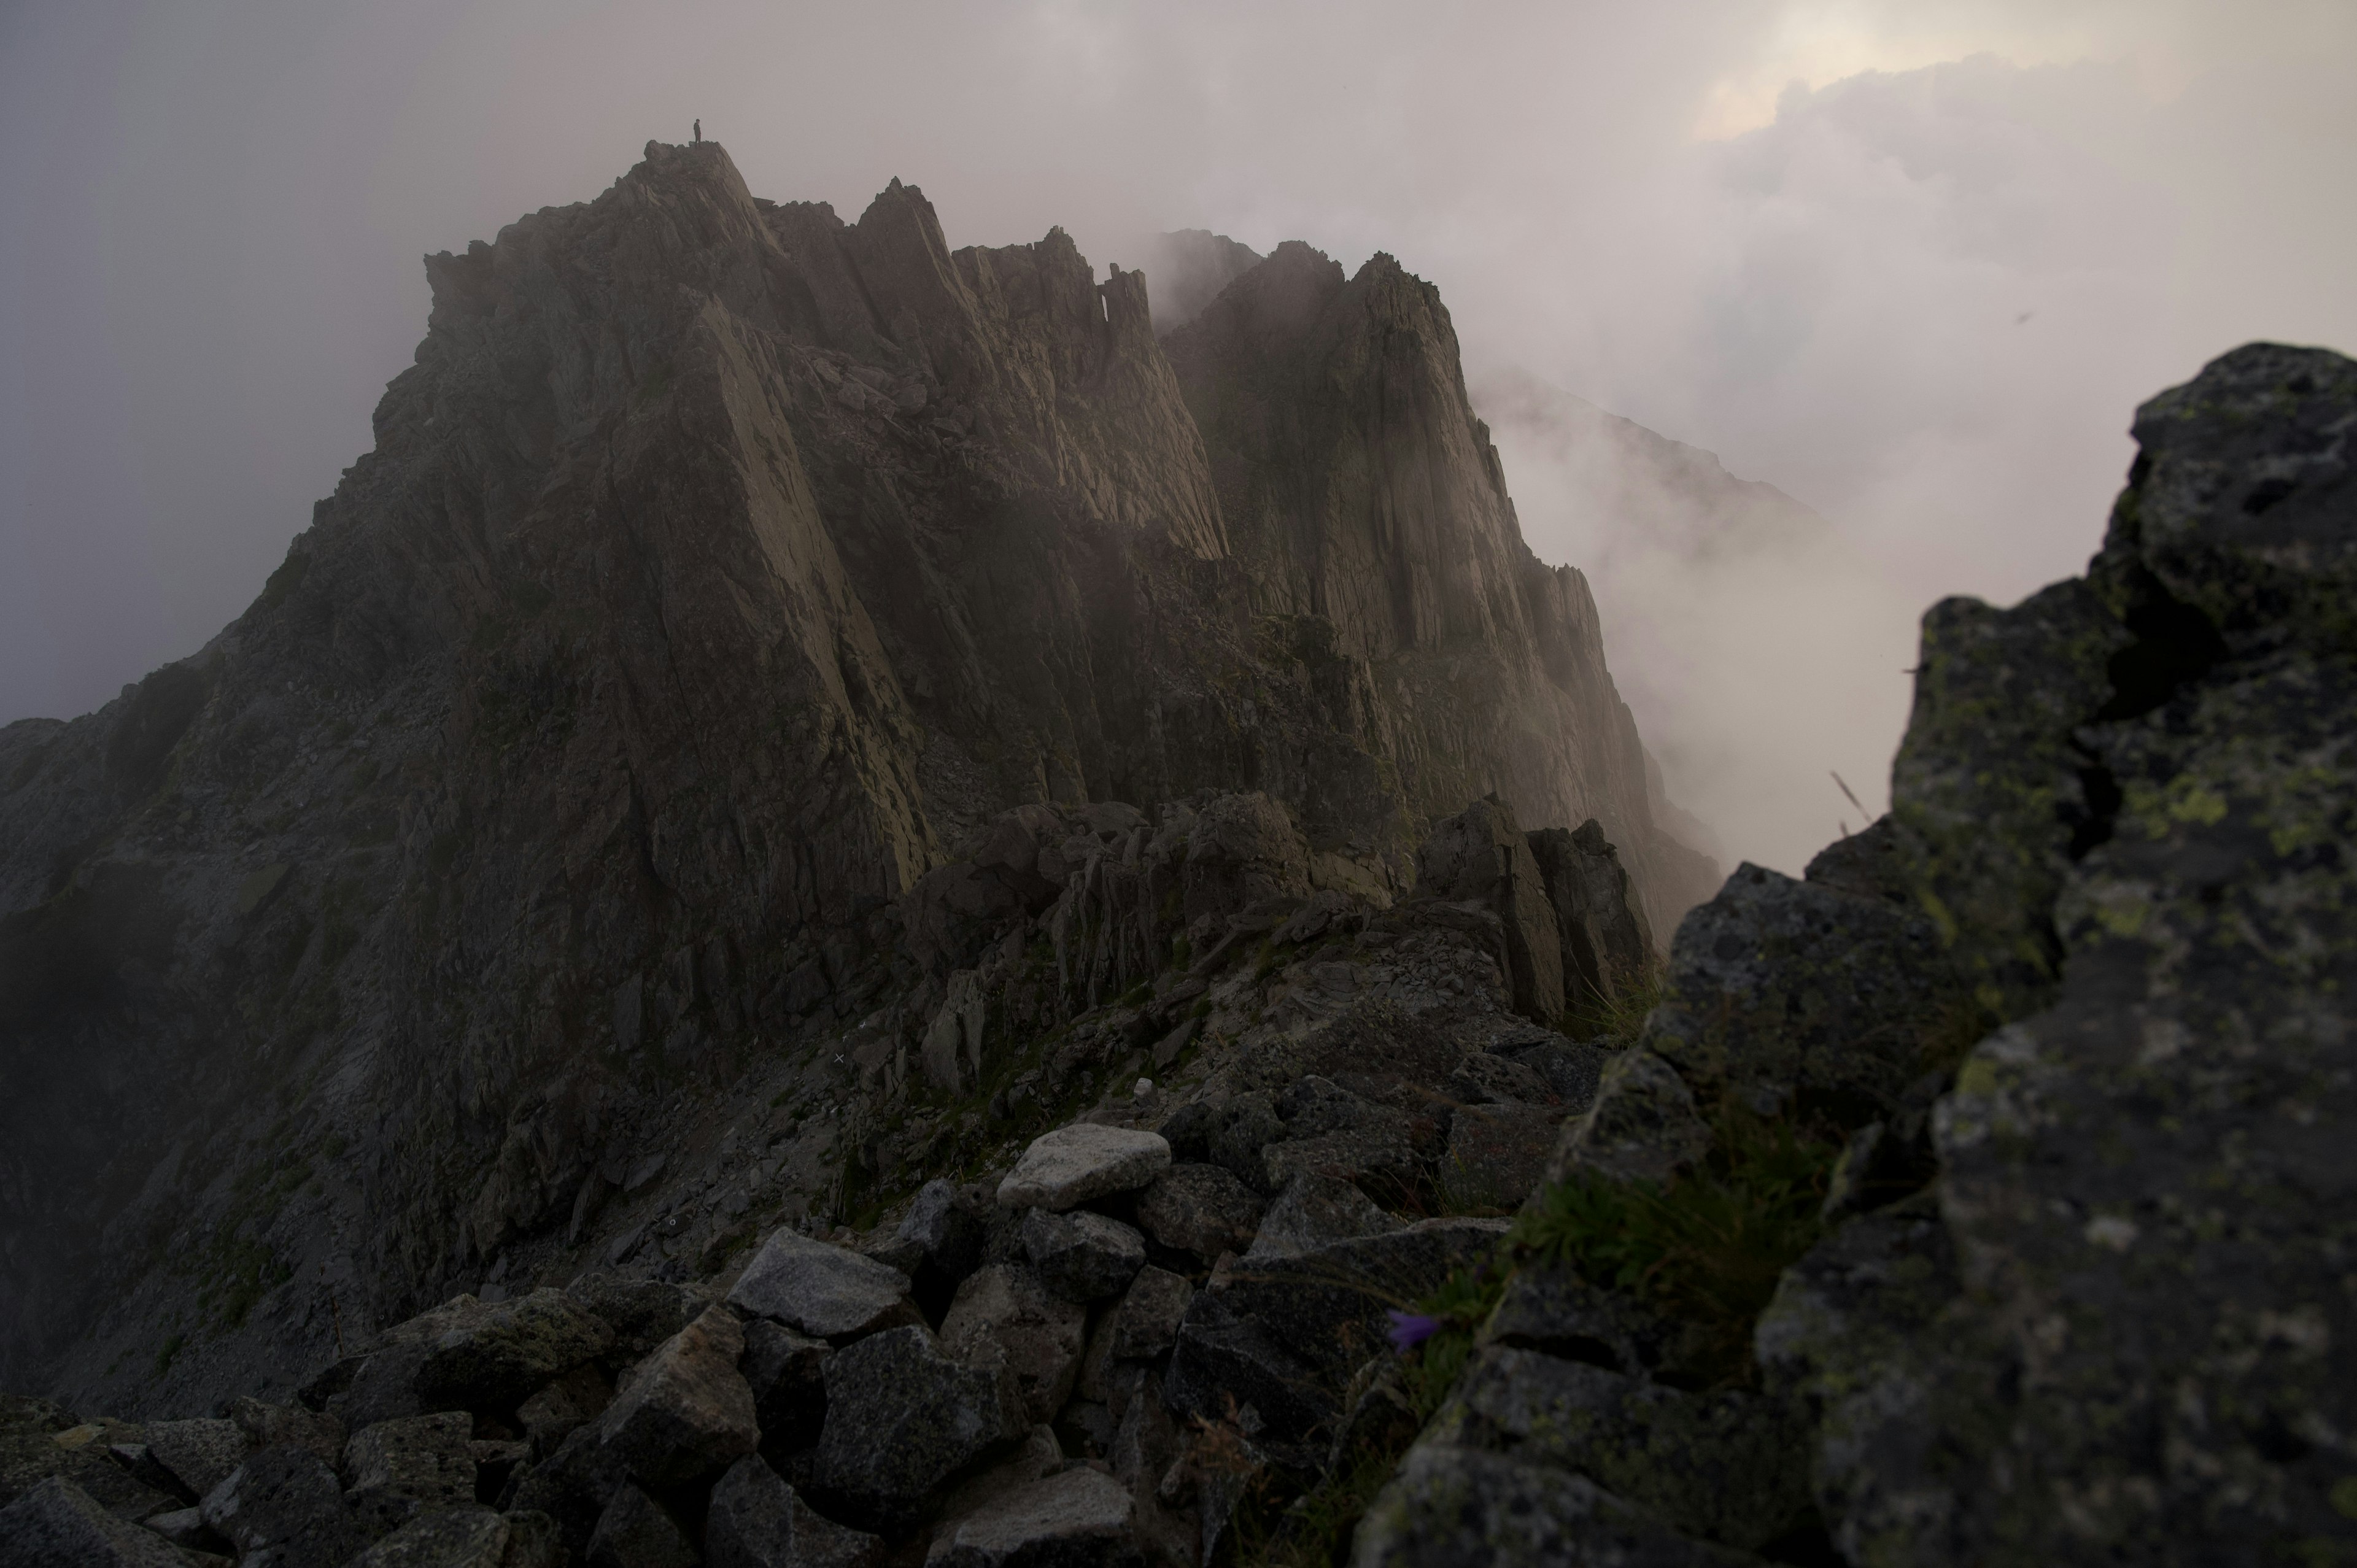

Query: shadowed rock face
[[0, 141, 1706, 1410]]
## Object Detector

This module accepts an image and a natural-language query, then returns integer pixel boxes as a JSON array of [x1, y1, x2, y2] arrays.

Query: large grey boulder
[[0, 1475, 184, 1567], [1132, 1163, 1263, 1262], [926, 1467, 1140, 1568], [344, 1412, 476, 1536], [1352, 1446, 1753, 1567], [996, 1126, 1171, 1212], [1414, 797, 1565, 1025], [1641, 861, 1965, 1123], [1020, 1208, 1146, 1302], [140, 1417, 249, 1502], [939, 1265, 1089, 1424], [199, 1445, 368, 1565], [416, 1288, 616, 1411], [706, 1454, 881, 1568], [597, 1304, 760, 1488], [728, 1230, 921, 1341], [811, 1324, 1028, 1529]]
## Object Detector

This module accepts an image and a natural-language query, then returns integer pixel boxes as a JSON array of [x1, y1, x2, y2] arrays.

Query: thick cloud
[[3, 1, 2350, 870]]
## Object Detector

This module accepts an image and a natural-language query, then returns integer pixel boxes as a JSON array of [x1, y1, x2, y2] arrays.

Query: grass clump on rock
[[1511, 1104, 1838, 1386]]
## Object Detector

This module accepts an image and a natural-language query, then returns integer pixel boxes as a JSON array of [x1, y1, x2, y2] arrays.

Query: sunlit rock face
[[0, 140, 1704, 1410]]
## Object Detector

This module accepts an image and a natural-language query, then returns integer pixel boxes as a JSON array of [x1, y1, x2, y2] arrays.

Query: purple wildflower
[[1387, 1310, 1441, 1354]]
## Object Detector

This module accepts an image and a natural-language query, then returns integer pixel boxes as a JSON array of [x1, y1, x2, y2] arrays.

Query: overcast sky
[[4, 1, 2351, 872]]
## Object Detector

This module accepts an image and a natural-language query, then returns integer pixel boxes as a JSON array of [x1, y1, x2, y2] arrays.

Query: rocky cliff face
[[0, 141, 1709, 1418], [1, 149, 2348, 1567]]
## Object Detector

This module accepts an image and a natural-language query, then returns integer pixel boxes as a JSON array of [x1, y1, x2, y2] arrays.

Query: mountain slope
[[0, 141, 1709, 1407]]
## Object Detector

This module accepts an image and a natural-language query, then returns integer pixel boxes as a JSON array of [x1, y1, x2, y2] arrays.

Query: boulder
[[1242, 1173, 1403, 1261], [515, 1364, 612, 1455], [1180, 792, 1311, 922], [1133, 1163, 1263, 1262], [1641, 862, 1965, 1124], [327, 1341, 435, 1431], [1526, 820, 1657, 1013], [1020, 1208, 1146, 1302], [728, 1230, 921, 1342], [140, 1418, 249, 1502], [1438, 1102, 1561, 1209], [1274, 1075, 1379, 1136], [0, 1475, 184, 1567], [501, 1508, 565, 1568], [706, 1454, 881, 1568], [892, 1179, 988, 1286], [1490, 1033, 1609, 1114], [415, 1288, 615, 1411], [198, 1445, 368, 1565], [1353, 1445, 1754, 1568], [996, 1126, 1171, 1212], [597, 1305, 760, 1488], [1480, 1261, 1695, 1383], [740, 1318, 832, 1452], [1541, 1046, 1709, 1189], [0, 1408, 177, 1523], [344, 1412, 477, 1536], [564, 1273, 714, 1361], [927, 1468, 1140, 1568], [935, 1425, 1065, 1524], [1428, 1346, 1813, 1552], [139, 1505, 213, 1549], [811, 1324, 1028, 1529], [1444, 1049, 1551, 1106], [1414, 797, 1565, 1025], [1107, 1267, 1194, 1362], [939, 1265, 1088, 1424], [1259, 1126, 1418, 1192], [228, 1397, 343, 1467], [346, 1504, 511, 1567], [584, 1483, 696, 1568], [1165, 1220, 1507, 1462]]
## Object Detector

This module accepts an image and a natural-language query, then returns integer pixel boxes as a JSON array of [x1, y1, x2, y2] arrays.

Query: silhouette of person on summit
[[693, 119, 702, 144]]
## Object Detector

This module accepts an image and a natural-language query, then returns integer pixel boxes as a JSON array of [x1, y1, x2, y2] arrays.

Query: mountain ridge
[[0, 140, 1711, 1412]]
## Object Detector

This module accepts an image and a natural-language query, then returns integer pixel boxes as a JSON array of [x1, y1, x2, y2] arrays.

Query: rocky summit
[[0, 135, 2350, 1568]]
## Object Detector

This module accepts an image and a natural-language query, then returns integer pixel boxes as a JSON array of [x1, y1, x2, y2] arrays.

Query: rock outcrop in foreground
[[13, 341, 2343, 1566]]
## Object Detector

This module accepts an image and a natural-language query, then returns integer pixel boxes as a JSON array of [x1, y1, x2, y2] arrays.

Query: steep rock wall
[[0, 141, 1708, 1407]]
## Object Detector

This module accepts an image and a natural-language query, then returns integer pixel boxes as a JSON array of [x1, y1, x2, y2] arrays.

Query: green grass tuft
[[1562, 964, 1663, 1041], [1510, 1104, 1838, 1385]]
